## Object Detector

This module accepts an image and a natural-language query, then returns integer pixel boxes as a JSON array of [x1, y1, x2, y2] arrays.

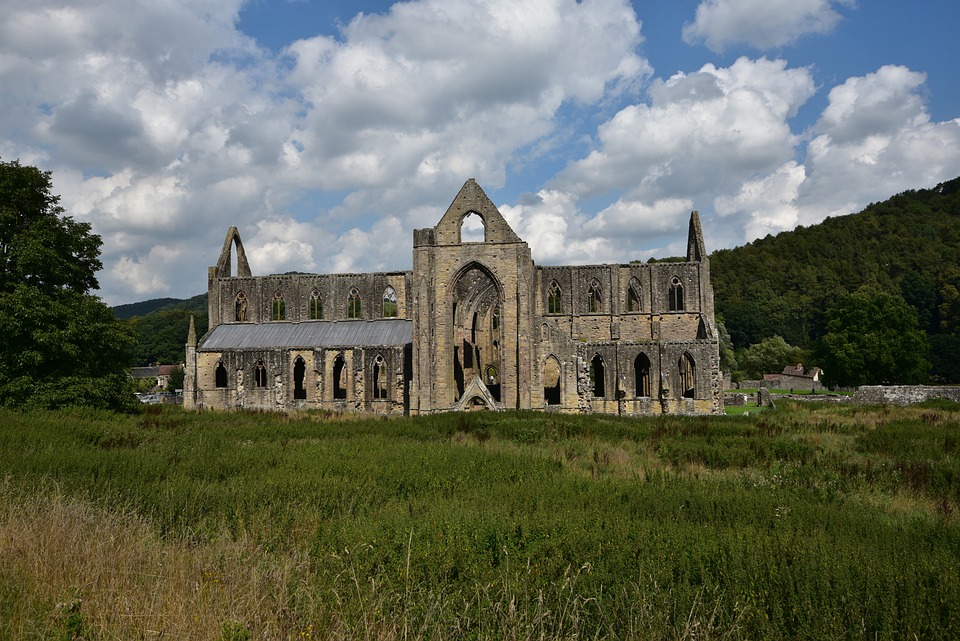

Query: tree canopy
[[816, 291, 929, 388], [0, 160, 135, 410]]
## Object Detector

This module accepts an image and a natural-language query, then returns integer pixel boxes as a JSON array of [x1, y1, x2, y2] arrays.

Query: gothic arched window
[[628, 278, 642, 312], [254, 360, 268, 388], [590, 353, 605, 398], [634, 353, 651, 397], [588, 280, 602, 313], [309, 289, 323, 320], [215, 361, 228, 388], [293, 356, 307, 400], [669, 276, 685, 311], [382, 286, 397, 317], [347, 287, 362, 319], [548, 281, 562, 314], [679, 352, 696, 398], [234, 291, 248, 322], [272, 290, 286, 321]]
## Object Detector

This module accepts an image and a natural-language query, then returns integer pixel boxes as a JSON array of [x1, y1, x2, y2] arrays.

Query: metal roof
[[198, 319, 413, 351]]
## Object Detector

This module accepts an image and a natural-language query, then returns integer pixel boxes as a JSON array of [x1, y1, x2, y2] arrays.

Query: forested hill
[[711, 175, 960, 381], [116, 294, 208, 366]]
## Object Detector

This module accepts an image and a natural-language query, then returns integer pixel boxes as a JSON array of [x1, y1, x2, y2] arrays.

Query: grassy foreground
[[1, 402, 958, 640]]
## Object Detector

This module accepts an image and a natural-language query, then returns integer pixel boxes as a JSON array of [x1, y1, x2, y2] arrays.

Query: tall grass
[[1, 402, 958, 639]]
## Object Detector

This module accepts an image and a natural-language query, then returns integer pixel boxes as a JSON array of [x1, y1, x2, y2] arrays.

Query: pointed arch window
[[254, 360, 268, 388], [634, 353, 651, 397], [215, 361, 228, 388], [272, 290, 286, 321], [309, 289, 323, 320], [588, 279, 602, 313], [373, 354, 387, 399], [382, 286, 398, 317], [590, 354, 606, 398], [347, 287, 362, 319], [669, 277, 685, 311], [234, 291, 248, 322], [460, 211, 486, 243], [333, 355, 347, 399], [679, 352, 696, 399], [628, 278, 642, 312], [543, 356, 561, 405], [492, 305, 500, 331], [547, 281, 562, 314], [293, 356, 307, 400]]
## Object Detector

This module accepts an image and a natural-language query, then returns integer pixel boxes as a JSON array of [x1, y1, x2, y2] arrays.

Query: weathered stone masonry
[[184, 180, 723, 415]]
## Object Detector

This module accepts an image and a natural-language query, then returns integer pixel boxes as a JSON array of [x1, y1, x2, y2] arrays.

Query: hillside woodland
[[712, 176, 960, 384], [122, 176, 960, 386]]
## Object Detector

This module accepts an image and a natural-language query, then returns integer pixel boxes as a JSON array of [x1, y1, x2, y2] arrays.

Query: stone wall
[[852, 385, 960, 405]]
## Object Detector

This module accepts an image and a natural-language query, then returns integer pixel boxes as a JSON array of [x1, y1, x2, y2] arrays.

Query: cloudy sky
[[3, 0, 959, 305]]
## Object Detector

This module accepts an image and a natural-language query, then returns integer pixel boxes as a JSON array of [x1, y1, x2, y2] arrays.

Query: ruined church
[[184, 180, 722, 415]]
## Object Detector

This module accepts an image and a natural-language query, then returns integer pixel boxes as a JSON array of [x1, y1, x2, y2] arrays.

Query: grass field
[[1, 401, 958, 639]]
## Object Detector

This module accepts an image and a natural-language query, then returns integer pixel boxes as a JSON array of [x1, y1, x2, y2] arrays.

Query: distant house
[[764, 364, 823, 391], [130, 365, 179, 390]]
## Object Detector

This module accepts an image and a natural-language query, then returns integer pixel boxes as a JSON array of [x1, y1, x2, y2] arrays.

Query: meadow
[[1, 401, 958, 640]]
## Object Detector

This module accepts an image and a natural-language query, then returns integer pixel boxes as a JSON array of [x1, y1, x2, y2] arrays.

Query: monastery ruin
[[183, 179, 722, 415]]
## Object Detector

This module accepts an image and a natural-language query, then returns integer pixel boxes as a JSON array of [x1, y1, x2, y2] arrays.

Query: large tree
[[0, 160, 135, 410], [816, 290, 929, 388]]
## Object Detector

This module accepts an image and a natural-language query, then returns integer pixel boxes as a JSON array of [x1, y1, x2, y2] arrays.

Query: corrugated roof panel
[[198, 319, 413, 351]]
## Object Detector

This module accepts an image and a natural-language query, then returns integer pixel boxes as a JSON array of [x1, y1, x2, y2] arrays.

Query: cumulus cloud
[[682, 0, 852, 52]]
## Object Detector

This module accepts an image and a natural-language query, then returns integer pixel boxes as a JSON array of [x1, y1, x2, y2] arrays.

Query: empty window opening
[[254, 360, 268, 388], [215, 361, 228, 388], [382, 286, 398, 317], [333, 355, 347, 399], [669, 277, 685, 311], [347, 287, 362, 319], [588, 280, 602, 313], [548, 281, 562, 314], [373, 355, 387, 399], [460, 211, 486, 243], [293, 356, 307, 400], [679, 352, 696, 399], [492, 306, 500, 330], [234, 291, 248, 322], [543, 356, 561, 405], [628, 279, 641, 312], [634, 353, 651, 397], [590, 354, 606, 398], [309, 289, 323, 320], [486, 365, 500, 402], [272, 290, 286, 321]]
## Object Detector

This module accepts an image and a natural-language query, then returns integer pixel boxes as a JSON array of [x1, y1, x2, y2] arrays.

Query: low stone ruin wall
[[852, 386, 960, 406]]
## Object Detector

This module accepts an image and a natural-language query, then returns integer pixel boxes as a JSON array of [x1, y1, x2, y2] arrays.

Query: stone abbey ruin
[[184, 179, 722, 415]]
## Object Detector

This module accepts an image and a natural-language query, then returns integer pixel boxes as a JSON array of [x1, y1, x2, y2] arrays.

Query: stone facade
[[184, 180, 723, 415]]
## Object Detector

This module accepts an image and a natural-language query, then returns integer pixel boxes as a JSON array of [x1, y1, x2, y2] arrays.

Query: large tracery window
[[669, 276, 685, 311], [234, 291, 248, 322], [382, 286, 398, 317], [347, 287, 362, 319], [547, 281, 562, 314], [309, 289, 323, 320], [588, 279, 602, 313], [272, 290, 286, 321]]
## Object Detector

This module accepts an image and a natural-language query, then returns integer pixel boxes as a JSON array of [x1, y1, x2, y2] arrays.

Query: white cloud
[[682, 0, 852, 52]]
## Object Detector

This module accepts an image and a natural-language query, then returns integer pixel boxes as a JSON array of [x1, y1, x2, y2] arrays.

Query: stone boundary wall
[[852, 385, 960, 406]]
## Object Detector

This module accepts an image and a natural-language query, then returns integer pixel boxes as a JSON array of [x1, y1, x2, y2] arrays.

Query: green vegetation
[[125, 294, 208, 366], [0, 160, 135, 410], [2, 406, 958, 639], [712, 175, 960, 382]]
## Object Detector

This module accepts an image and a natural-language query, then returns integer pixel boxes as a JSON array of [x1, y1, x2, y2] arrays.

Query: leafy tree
[[166, 365, 185, 393], [737, 335, 806, 380], [816, 291, 929, 388], [716, 320, 738, 374], [0, 160, 135, 410]]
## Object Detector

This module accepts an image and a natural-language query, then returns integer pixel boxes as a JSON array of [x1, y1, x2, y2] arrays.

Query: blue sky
[[3, 0, 959, 305]]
